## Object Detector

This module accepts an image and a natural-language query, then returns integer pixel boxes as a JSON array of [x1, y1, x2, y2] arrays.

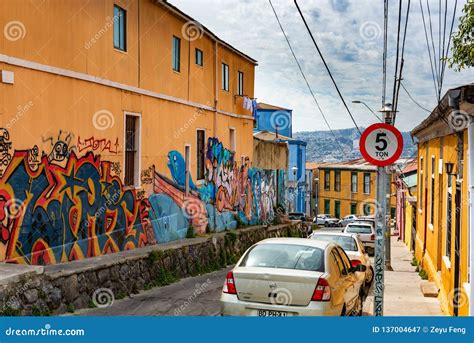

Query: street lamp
[[379, 103, 396, 124], [445, 162, 455, 175], [352, 100, 382, 122]]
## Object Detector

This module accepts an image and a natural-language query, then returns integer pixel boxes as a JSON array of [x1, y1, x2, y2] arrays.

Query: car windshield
[[240, 243, 325, 272], [346, 225, 372, 234], [312, 235, 358, 252]]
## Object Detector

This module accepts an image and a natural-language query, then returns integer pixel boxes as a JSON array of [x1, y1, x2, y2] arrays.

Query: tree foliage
[[448, 0, 474, 71]]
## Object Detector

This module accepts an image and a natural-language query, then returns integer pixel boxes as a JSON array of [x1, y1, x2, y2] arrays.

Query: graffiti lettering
[[77, 136, 120, 155]]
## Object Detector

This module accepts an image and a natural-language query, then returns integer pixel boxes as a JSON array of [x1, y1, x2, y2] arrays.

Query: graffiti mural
[[77, 136, 120, 155], [0, 129, 285, 264], [0, 148, 150, 265], [151, 137, 283, 242]]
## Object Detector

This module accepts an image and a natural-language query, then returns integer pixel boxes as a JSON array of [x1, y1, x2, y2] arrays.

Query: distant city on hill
[[294, 127, 417, 163]]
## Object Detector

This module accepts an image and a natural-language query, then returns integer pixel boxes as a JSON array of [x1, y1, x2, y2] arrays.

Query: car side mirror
[[352, 264, 366, 273]]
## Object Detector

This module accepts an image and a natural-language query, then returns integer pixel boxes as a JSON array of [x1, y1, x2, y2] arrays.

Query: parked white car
[[338, 214, 359, 227], [313, 214, 340, 227], [343, 222, 375, 256], [309, 232, 373, 296], [220, 238, 365, 316]]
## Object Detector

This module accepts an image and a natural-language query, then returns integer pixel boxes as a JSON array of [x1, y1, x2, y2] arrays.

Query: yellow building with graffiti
[[317, 159, 396, 219], [0, 0, 286, 265], [411, 84, 474, 316]]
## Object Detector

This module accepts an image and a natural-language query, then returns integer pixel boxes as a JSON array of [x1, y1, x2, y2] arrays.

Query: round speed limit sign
[[359, 123, 403, 167]]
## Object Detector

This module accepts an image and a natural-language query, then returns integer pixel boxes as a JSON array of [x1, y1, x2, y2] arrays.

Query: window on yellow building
[[351, 203, 357, 215], [195, 48, 203, 66], [113, 5, 126, 51], [125, 114, 140, 187], [222, 63, 229, 91], [324, 170, 330, 190], [229, 128, 236, 152], [324, 199, 330, 214], [363, 173, 370, 194], [334, 170, 341, 192], [196, 129, 205, 180], [446, 173, 452, 259], [419, 156, 424, 211], [172, 36, 181, 72], [351, 172, 358, 193], [430, 156, 436, 225], [238, 71, 244, 96]]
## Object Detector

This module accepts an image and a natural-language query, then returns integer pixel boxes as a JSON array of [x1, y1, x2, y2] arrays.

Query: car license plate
[[257, 309, 288, 317]]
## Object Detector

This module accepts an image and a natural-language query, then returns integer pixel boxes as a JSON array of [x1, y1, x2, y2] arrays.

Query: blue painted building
[[255, 103, 307, 213]]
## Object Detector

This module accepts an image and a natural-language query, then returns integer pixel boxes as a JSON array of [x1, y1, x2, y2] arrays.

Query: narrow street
[[74, 230, 442, 317]]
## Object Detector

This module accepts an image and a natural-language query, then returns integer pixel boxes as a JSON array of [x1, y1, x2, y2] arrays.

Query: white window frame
[[229, 127, 236, 152], [363, 173, 371, 194], [237, 71, 244, 96], [123, 111, 141, 188], [222, 62, 229, 91]]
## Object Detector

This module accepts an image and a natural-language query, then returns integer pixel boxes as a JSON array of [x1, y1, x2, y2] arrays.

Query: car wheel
[[350, 295, 363, 316], [365, 266, 374, 286], [324, 221, 328, 227]]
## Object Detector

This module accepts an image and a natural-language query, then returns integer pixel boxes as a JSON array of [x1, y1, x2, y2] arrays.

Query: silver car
[[314, 214, 339, 227], [343, 222, 375, 256], [220, 238, 365, 316], [338, 214, 358, 227], [309, 232, 373, 295]]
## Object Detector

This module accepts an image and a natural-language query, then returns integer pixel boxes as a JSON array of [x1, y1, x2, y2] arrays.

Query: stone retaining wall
[[0, 223, 303, 316]]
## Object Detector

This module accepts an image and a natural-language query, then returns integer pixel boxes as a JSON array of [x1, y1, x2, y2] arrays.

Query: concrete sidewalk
[[363, 237, 444, 316]]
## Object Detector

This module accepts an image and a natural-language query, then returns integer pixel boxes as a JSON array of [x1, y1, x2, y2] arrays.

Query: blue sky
[[170, 0, 473, 132]]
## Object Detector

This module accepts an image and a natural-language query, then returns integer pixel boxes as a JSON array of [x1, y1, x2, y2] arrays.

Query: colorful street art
[[0, 146, 150, 265], [150, 138, 283, 242], [0, 130, 285, 265]]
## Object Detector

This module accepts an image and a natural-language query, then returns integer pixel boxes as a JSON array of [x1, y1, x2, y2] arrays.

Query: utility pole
[[374, 166, 387, 316], [380, 104, 395, 271]]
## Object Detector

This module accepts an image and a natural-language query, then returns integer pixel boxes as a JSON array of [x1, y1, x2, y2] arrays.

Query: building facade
[[254, 103, 306, 213], [0, 0, 283, 265], [411, 84, 474, 316], [318, 159, 397, 218]]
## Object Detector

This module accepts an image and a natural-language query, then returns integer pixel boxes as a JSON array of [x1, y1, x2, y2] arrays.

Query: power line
[[391, 0, 403, 120], [382, 0, 389, 106], [400, 81, 431, 113], [293, 0, 362, 135], [267, 0, 346, 157]]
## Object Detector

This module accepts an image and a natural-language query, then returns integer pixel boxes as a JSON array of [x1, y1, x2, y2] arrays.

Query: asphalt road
[[74, 226, 372, 316], [72, 268, 231, 316]]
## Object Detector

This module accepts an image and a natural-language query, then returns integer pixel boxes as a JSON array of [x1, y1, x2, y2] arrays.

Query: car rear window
[[240, 244, 325, 272], [346, 225, 372, 234], [312, 235, 358, 252]]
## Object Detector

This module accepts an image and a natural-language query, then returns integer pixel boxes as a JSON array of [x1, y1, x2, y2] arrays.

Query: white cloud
[[170, 0, 473, 132]]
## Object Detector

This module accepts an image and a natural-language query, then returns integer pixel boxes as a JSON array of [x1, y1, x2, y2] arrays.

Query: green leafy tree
[[448, 0, 474, 71]]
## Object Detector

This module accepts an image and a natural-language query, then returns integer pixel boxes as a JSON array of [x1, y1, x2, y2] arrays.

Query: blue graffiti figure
[[167, 151, 198, 191]]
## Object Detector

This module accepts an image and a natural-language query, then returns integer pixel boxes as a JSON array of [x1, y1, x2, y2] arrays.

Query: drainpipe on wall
[[468, 119, 474, 315], [213, 40, 218, 231]]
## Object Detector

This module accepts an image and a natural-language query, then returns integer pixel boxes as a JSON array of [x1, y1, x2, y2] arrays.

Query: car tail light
[[312, 277, 331, 301], [351, 259, 362, 268], [222, 271, 237, 294], [370, 234, 375, 241]]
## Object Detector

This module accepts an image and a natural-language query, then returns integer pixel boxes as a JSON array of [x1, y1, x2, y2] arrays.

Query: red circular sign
[[359, 123, 403, 166]]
